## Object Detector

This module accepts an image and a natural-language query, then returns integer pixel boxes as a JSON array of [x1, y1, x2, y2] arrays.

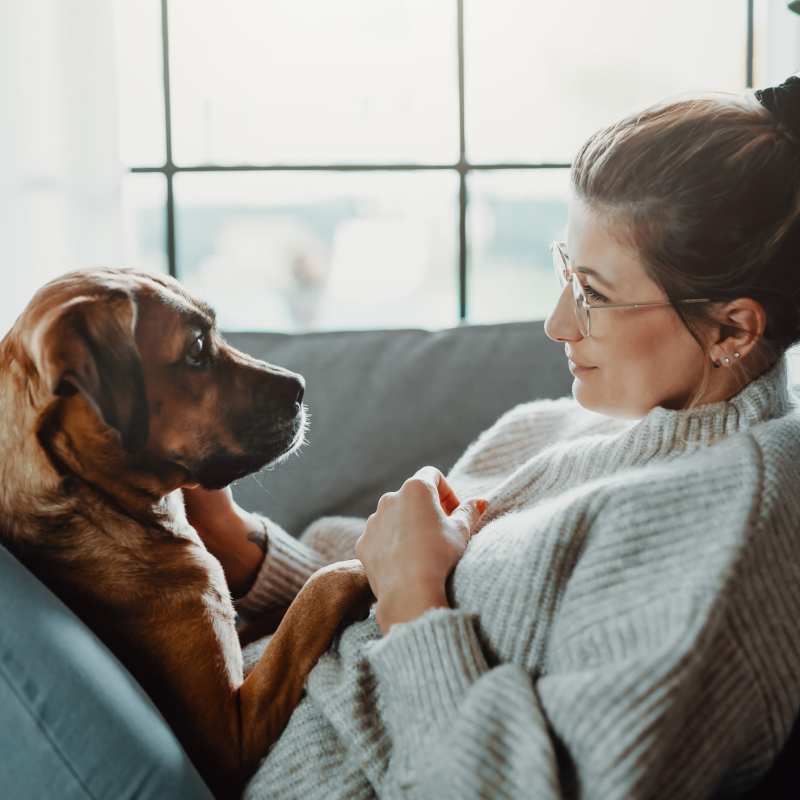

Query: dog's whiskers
[[251, 471, 270, 494]]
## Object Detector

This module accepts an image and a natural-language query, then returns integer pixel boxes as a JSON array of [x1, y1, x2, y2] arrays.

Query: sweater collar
[[628, 356, 794, 455]]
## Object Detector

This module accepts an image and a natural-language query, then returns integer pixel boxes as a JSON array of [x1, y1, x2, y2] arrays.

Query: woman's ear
[[708, 298, 767, 363]]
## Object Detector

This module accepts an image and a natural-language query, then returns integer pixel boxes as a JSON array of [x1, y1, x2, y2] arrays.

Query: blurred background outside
[[2, 1, 799, 360]]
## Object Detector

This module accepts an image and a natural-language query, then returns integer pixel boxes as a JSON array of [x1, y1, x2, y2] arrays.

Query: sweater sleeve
[[235, 514, 366, 619], [366, 606, 772, 800]]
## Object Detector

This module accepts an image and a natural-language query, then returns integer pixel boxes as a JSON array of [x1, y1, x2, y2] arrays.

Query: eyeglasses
[[550, 240, 711, 337]]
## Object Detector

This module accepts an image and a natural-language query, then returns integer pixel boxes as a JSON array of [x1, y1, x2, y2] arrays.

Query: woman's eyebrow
[[575, 266, 616, 292]]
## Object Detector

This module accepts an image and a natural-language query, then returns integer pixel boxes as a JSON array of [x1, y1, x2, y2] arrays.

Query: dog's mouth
[[181, 409, 307, 490]]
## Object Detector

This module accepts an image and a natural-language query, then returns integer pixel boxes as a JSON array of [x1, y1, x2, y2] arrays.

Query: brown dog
[[0, 267, 371, 799]]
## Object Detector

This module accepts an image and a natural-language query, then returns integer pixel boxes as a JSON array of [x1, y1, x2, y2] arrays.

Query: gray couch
[[0, 321, 569, 799], [0, 321, 796, 798], [226, 322, 571, 533]]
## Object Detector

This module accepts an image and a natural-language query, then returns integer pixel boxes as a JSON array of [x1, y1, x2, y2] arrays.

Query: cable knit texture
[[236, 357, 800, 800]]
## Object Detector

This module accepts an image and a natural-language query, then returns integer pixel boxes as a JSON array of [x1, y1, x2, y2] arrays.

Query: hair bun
[[755, 74, 800, 141]]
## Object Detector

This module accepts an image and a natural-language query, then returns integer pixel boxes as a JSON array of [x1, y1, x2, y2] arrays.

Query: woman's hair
[[570, 77, 800, 402]]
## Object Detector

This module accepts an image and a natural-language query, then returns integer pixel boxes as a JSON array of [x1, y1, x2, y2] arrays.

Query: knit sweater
[[236, 357, 800, 800]]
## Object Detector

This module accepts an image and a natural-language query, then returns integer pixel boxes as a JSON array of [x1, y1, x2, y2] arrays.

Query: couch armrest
[[0, 543, 213, 800]]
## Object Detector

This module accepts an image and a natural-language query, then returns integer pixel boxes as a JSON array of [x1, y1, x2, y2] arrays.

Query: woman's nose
[[544, 283, 583, 343]]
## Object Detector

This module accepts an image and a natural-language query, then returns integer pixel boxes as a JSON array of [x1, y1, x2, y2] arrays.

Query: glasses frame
[[550, 240, 711, 337]]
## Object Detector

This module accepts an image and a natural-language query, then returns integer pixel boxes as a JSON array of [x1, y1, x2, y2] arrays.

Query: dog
[[0, 267, 372, 799]]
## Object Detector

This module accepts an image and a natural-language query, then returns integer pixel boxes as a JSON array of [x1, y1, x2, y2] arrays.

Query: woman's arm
[[366, 604, 764, 800], [355, 465, 773, 798], [184, 492, 266, 597], [182, 487, 327, 607]]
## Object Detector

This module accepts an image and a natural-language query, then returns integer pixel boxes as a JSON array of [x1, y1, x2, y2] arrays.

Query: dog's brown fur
[[0, 268, 371, 799]]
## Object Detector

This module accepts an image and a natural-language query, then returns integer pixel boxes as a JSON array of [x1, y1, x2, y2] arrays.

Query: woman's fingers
[[449, 498, 490, 538], [410, 465, 461, 515]]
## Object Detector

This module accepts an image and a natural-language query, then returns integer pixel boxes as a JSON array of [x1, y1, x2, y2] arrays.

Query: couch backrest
[[226, 321, 572, 534]]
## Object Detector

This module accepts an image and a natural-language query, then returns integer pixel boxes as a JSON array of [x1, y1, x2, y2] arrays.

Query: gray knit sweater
[[236, 357, 800, 800]]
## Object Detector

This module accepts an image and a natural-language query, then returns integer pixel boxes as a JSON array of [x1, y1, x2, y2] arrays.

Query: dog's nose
[[281, 372, 305, 413], [255, 367, 305, 417]]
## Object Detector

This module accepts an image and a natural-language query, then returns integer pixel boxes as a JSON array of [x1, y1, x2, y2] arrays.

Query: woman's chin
[[572, 374, 613, 416], [572, 378, 594, 410], [573, 380, 650, 420]]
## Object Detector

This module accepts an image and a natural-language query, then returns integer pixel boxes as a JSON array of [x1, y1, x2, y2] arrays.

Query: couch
[[1, 320, 797, 798]]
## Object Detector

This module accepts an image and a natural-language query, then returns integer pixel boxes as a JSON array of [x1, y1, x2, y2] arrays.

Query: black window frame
[[130, 0, 756, 323]]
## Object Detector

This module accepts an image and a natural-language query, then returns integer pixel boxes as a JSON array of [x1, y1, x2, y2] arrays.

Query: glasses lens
[[571, 278, 590, 337], [553, 242, 589, 336]]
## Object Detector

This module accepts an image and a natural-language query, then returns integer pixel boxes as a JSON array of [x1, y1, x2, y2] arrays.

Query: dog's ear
[[32, 290, 149, 453]]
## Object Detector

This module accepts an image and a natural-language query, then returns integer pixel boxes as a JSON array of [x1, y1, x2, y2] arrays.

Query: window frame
[[130, 0, 756, 323]]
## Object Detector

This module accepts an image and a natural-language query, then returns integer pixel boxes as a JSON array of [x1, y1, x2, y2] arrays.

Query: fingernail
[[477, 499, 489, 515]]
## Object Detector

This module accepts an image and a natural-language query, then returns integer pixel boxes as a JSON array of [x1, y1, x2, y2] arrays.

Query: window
[[115, 0, 761, 332]]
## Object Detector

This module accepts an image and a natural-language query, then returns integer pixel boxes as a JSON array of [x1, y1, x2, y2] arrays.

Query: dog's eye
[[185, 332, 210, 368]]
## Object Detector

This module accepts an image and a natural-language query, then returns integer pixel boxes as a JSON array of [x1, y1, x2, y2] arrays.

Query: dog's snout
[[264, 369, 305, 416], [224, 363, 307, 467]]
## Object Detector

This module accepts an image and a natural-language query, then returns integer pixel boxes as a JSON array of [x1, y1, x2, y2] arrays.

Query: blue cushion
[[0, 543, 213, 799]]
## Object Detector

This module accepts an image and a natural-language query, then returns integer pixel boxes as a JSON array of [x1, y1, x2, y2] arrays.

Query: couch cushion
[[0, 543, 213, 800], [227, 321, 572, 534]]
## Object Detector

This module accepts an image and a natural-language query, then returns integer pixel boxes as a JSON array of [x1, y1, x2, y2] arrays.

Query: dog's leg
[[237, 559, 372, 768], [236, 607, 288, 649], [146, 558, 372, 800]]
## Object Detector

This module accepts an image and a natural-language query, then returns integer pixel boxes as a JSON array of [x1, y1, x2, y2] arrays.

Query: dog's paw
[[306, 559, 374, 613], [308, 558, 366, 584]]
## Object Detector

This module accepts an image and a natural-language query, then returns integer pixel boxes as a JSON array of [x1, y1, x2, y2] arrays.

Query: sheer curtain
[[0, 0, 124, 336]]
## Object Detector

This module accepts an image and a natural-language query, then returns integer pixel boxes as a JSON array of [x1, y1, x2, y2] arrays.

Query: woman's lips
[[568, 358, 596, 375]]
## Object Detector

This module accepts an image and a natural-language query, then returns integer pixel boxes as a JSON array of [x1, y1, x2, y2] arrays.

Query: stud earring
[[723, 356, 731, 366], [733, 351, 741, 359]]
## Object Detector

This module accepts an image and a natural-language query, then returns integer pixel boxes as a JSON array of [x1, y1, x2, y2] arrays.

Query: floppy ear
[[32, 290, 149, 453]]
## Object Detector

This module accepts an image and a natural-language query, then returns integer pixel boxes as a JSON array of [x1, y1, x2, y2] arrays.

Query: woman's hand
[[182, 486, 265, 597], [355, 466, 488, 634], [182, 486, 242, 544]]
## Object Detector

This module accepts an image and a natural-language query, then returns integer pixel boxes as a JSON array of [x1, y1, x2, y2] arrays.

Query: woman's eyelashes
[[583, 283, 609, 303]]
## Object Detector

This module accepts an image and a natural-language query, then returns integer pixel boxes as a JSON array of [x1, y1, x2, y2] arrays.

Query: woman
[[186, 76, 800, 799]]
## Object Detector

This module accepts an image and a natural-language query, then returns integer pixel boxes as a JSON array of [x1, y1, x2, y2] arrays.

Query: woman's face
[[544, 194, 709, 418]]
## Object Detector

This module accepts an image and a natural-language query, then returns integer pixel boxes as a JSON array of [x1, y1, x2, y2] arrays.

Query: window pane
[[112, 0, 165, 166], [468, 170, 569, 324], [122, 173, 167, 274], [169, 0, 458, 165], [174, 171, 458, 331], [756, 0, 796, 87], [465, 0, 750, 163]]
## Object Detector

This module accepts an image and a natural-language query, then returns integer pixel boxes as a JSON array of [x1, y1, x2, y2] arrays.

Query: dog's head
[[7, 267, 306, 496]]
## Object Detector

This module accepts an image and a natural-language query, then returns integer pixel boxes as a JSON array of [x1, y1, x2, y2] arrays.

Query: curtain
[[0, 0, 124, 336]]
